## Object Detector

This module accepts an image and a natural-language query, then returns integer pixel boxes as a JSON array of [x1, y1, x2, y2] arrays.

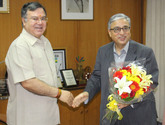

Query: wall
[[0, 0, 146, 118], [0, 0, 145, 78]]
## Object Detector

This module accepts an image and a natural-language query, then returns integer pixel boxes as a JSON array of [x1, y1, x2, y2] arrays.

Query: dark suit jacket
[[84, 40, 159, 125]]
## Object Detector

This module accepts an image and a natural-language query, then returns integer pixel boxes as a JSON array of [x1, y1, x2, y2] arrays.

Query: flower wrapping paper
[[104, 59, 155, 122]]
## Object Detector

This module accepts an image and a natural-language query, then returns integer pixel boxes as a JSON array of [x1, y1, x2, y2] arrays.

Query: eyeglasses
[[110, 26, 130, 33], [28, 16, 48, 23]]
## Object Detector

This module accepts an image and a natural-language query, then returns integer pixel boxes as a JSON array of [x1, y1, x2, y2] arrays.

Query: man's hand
[[59, 90, 74, 106], [117, 103, 129, 109], [72, 92, 89, 108]]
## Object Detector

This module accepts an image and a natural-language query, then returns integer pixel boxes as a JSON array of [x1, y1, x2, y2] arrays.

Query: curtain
[[146, 0, 165, 122]]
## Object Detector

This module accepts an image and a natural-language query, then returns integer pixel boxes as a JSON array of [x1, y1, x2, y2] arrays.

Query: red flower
[[122, 66, 132, 73], [143, 86, 150, 93], [130, 91, 135, 98], [113, 71, 123, 79], [122, 66, 131, 70], [129, 81, 140, 92], [119, 91, 129, 99]]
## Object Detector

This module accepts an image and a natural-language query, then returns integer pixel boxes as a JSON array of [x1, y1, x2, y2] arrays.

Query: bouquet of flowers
[[104, 59, 154, 122]]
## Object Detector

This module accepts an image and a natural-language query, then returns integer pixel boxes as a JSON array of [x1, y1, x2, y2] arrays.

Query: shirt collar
[[22, 28, 45, 46], [113, 41, 129, 55]]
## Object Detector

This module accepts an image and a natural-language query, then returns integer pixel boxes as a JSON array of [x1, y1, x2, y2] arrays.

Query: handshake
[[58, 90, 89, 108], [58, 89, 129, 110]]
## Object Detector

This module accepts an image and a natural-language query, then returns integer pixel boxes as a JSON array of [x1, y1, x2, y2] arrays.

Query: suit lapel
[[125, 40, 137, 62], [105, 42, 115, 67]]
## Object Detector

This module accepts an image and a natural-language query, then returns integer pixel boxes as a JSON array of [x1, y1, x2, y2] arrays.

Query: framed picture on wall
[[53, 49, 66, 82], [61, 0, 93, 20], [0, 0, 9, 13]]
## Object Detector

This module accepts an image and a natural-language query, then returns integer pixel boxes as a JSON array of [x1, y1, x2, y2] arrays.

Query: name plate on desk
[[60, 69, 77, 87]]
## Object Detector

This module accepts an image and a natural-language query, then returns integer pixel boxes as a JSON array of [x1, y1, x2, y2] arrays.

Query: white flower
[[114, 76, 133, 95], [130, 63, 144, 76]]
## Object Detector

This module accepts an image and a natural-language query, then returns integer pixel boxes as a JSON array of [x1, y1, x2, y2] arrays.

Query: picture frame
[[60, 69, 77, 87], [53, 49, 66, 82], [0, 0, 9, 13], [61, 0, 93, 20]]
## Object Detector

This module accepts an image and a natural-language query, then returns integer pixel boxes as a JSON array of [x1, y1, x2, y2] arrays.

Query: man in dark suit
[[72, 13, 159, 125]]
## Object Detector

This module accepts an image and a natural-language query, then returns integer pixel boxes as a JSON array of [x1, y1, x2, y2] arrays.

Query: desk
[[0, 96, 8, 123]]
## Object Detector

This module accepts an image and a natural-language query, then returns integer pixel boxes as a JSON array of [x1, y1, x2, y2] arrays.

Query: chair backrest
[[0, 120, 7, 125]]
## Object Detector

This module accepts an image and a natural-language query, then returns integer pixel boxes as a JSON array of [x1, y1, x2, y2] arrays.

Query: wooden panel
[[0, 0, 78, 78], [0, 0, 145, 76], [78, 0, 144, 69], [58, 89, 84, 125], [0, 99, 7, 122], [42, 0, 78, 68], [0, 1, 146, 120], [142, 0, 147, 44], [58, 89, 101, 125], [0, 99, 8, 114], [84, 92, 101, 125]]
